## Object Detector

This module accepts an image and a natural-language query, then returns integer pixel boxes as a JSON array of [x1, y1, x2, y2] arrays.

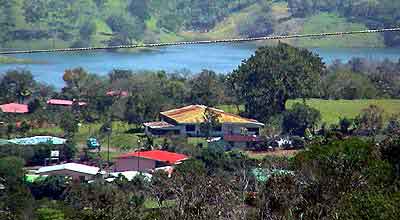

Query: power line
[[1, 27, 400, 55]]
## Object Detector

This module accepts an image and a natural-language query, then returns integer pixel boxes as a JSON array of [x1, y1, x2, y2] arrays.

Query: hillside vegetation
[[0, 0, 398, 50]]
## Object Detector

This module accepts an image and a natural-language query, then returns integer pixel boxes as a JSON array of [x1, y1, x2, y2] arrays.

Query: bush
[[290, 136, 305, 149], [283, 103, 321, 136], [0, 143, 75, 166]]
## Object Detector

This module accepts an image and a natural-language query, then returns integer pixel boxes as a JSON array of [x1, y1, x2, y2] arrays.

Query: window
[[186, 125, 196, 132], [213, 126, 222, 132], [247, 127, 260, 135]]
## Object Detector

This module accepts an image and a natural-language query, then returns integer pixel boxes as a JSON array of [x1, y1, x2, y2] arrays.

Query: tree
[[106, 15, 145, 45], [124, 95, 146, 125], [355, 105, 384, 136], [188, 70, 224, 106], [200, 107, 221, 139], [79, 21, 97, 42], [322, 71, 378, 99], [282, 103, 321, 136], [152, 160, 246, 219], [23, 0, 49, 25], [0, 157, 34, 220], [230, 43, 324, 122], [385, 114, 400, 136], [0, 70, 35, 103], [339, 117, 354, 134], [128, 0, 149, 20], [59, 111, 79, 138]]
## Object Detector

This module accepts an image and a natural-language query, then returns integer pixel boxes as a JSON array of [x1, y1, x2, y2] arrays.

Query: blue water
[[0, 44, 399, 88]]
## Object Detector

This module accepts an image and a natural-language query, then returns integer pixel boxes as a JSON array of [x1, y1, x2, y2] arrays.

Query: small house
[[37, 163, 100, 181], [114, 150, 189, 172]]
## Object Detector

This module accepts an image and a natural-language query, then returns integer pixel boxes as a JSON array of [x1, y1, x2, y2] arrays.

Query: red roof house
[[47, 99, 87, 106], [0, 103, 29, 113], [115, 150, 189, 172]]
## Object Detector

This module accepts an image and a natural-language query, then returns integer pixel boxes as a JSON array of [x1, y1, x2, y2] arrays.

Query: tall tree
[[229, 43, 325, 122]]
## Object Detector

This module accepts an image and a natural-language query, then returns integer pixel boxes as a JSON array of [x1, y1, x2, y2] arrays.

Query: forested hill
[[0, 0, 399, 50]]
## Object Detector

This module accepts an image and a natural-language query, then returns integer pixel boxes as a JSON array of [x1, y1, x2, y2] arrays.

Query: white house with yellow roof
[[144, 105, 264, 137]]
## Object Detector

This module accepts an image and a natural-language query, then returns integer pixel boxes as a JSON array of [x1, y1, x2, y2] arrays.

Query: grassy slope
[[295, 13, 385, 48], [219, 99, 400, 125]]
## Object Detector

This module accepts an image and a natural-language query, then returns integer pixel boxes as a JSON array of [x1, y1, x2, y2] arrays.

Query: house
[[144, 105, 264, 137], [47, 99, 87, 106], [36, 163, 100, 181], [0, 103, 29, 113], [114, 150, 189, 172]]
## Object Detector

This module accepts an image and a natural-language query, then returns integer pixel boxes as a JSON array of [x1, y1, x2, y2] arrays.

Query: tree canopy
[[229, 42, 325, 122]]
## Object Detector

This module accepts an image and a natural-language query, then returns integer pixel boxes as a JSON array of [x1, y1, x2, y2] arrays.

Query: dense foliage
[[0, 0, 399, 49], [230, 43, 325, 121]]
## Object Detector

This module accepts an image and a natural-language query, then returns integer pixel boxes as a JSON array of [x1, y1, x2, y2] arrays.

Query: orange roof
[[160, 105, 263, 125]]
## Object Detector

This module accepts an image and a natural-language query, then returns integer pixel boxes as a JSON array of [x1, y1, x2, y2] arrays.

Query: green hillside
[[0, 0, 398, 50], [295, 13, 384, 48]]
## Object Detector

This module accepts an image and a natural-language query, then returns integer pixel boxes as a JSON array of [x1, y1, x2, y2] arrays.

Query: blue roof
[[8, 136, 67, 145]]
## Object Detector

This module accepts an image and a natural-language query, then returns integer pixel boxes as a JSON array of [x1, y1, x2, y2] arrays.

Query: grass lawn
[[219, 99, 400, 125], [288, 99, 400, 125]]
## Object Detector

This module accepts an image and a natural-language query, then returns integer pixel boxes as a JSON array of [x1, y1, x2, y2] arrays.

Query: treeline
[[288, 0, 400, 46], [0, 55, 400, 128]]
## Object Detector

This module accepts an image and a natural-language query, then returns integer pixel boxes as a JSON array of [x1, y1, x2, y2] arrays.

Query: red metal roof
[[0, 103, 29, 113], [224, 135, 264, 143], [47, 99, 87, 106], [117, 150, 189, 165]]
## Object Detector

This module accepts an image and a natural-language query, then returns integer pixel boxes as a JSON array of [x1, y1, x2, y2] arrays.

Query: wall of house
[[145, 122, 262, 137], [114, 157, 156, 172], [222, 124, 261, 136], [40, 170, 95, 181]]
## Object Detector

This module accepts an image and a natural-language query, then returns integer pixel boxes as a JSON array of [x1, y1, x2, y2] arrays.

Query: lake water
[[1, 43, 400, 88]]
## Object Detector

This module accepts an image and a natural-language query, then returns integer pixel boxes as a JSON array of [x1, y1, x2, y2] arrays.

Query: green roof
[[25, 174, 47, 183]]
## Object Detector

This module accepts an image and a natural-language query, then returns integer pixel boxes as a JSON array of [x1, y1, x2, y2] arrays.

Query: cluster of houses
[[29, 104, 265, 182], [34, 150, 189, 182]]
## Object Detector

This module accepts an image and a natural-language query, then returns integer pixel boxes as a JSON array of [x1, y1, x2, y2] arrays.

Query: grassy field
[[288, 99, 400, 125], [219, 99, 400, 125], [296, 13, 384, 48]]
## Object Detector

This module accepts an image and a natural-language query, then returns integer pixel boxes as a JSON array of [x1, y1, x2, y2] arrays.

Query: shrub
[[283, 103, 321, 136]]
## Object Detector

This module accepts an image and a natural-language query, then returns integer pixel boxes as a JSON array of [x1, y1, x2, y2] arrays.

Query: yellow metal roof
[[160, 105, 264, 125]]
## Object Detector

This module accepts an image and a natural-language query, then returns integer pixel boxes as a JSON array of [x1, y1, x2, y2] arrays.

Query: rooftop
[[160, 105, 264, 125], [47, 99, 87, 106], [117, 150, 189, 165], [143, 121, 175, 129], [37, 163, 100, 175], [0, 103, 29, 113]]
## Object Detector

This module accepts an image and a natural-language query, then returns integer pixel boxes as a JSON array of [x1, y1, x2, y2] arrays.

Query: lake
[[1, 43, 400, 88]]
